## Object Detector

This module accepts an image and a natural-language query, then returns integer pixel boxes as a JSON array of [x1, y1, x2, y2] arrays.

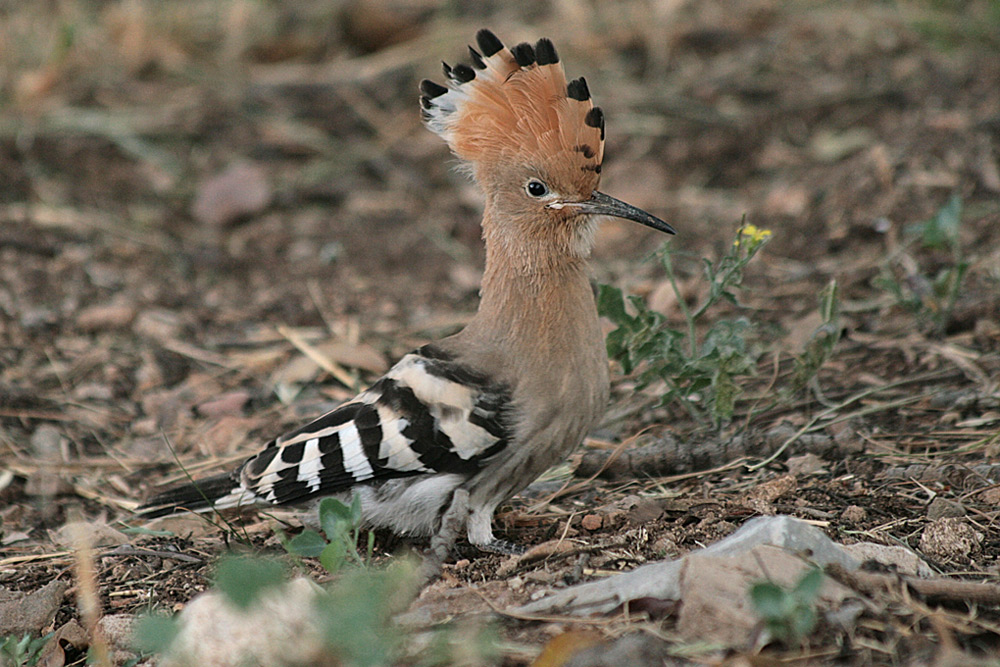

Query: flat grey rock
[[515, 515, 860, 616]]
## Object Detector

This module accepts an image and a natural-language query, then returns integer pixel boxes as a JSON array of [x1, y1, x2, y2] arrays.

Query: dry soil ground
[[1, 1, 999, 665]]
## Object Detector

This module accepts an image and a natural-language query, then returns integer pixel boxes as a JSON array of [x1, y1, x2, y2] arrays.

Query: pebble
[[926, 497, 966, 520], [840, 505, 867, 523]]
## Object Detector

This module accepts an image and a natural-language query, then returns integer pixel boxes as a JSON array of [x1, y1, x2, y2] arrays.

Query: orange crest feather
[[420, 30, 604, 197]]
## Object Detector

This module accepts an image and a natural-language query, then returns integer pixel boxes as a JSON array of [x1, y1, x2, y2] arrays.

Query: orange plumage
[[421, 30, 604, 199]]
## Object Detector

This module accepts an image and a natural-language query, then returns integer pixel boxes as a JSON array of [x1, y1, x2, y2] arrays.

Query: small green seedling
[[131, 613, 181, 657], [284, 493, 374, 572], [877, 194, 970, 332], [214, 554, 288, 609], [750, 566, 824, 645], [0, 633, 54, 667]]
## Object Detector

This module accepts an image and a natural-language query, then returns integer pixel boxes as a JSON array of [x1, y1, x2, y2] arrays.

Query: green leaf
[[791, 606, 817, 638], [596, 284, 629, 324], [319, 497, 354, 539], [214, 555, 286, 610], [792, 567, 824, 602], [917, 193, 962, 250], [350, 492, 364, 526], [132, 614, 180, 655], [749, 582, 791, 619], [287, 529, 328, 557], [320, 539, 347, 573], [818, 279, 839, 323]]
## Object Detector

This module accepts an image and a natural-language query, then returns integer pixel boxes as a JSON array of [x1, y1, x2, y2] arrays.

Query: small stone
[[73, 382, 114, 401], [840, 505, 867, 523], [927, 497, 966, 520], [651, 536, 679, 557], [97, 614, 135, 650], [627, 499, 664, 525], [20, 306, 57, 329], [24, 473, 73, 497], [841, 543, 934, 577], [51, 521, 130, 549], [581, 514, 603, 531], [787, 452, 827, 476]]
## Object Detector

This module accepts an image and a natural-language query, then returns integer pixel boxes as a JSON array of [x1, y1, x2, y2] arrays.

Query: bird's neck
[[456, 208, 603, 384]]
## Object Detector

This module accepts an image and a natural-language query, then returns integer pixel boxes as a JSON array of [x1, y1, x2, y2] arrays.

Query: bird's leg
[[419, 488, 470, 584]]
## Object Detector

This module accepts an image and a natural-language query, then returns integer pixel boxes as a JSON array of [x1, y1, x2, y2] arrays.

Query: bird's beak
[[553, 191, 676, 235]]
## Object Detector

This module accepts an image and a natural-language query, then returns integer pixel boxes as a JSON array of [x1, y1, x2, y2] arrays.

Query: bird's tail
[[137, 473, 245, 519]]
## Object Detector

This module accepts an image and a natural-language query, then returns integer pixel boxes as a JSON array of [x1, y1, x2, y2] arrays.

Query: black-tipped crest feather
[[476, 29, 504, 57], [535, 38, 558, 65], [567, 77, 590, 101], [511, 42, 536, 66]]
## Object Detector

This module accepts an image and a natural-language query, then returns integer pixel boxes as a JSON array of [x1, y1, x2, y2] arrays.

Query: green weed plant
[[876, 194, 969, 333], [750, 566, 824, 646], [599, 223, 773, 427]]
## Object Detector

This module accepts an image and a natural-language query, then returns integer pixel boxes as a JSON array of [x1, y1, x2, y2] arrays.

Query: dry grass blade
[[277, 324, 356, 388], [70, 515, 112, 667]]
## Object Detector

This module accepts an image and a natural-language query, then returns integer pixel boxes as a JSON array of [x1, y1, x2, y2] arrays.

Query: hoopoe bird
[[139, 29, 675, 561]]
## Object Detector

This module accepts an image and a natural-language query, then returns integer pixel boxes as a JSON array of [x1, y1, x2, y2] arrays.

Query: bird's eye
[[525, 179, 549, 198]]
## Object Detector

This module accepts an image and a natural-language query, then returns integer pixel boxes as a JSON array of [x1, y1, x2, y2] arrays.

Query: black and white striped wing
[[211, 347, 511, 511]]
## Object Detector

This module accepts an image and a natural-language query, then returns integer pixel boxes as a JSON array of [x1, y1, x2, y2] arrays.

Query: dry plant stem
[[70, 516, 112, 667], [838, 567, 1000, 607], [749, 377, 933, 471], [276, 324, 356, 388]]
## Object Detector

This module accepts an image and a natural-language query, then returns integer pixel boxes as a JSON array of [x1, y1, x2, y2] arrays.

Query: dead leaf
[[742, 474, 797, 513], [51, 521, 129, 549], [786, 453, 827, 476], [37, 620, 89, 667], [196, 391, 251, 418], [809, 128, 875, 162], [76, 302, 137, 331], [313, 340, 388, 374], [531, 631, 603, 667]]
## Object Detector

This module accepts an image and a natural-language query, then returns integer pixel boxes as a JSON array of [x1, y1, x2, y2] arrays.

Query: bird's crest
[[420, 29, 604, 196]]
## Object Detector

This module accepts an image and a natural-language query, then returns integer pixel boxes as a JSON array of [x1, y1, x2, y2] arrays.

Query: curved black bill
[[568, 191, 676, 235]]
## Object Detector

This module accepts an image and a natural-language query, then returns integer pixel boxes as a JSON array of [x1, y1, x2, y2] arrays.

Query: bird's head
[[420, 30, 674, 258]]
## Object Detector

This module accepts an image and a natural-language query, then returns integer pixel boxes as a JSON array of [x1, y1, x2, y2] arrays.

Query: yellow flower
[[734, 224, 773, 247]]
